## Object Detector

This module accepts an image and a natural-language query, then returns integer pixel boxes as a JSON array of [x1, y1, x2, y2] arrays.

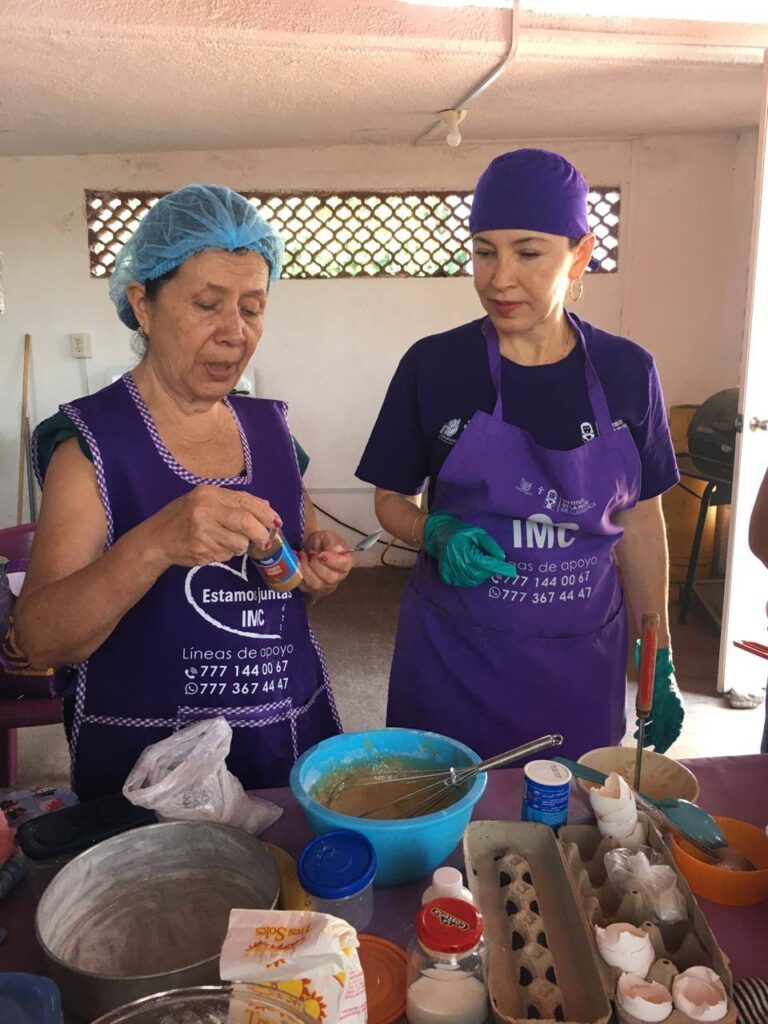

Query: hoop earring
[[134, 326, 150, 353], [568, 278, 584, 302]]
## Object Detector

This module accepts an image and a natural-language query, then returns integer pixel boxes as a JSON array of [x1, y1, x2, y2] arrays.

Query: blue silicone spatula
[[554, 756, 727, 852], [557, 756, 756, 870]]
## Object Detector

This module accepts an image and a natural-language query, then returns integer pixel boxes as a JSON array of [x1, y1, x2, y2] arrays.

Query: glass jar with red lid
[[406, 897, 488, 1024]]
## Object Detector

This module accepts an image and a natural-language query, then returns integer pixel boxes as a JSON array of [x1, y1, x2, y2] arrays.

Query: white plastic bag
[[123, 717, 282, 835], [604, 846, 688, 923]]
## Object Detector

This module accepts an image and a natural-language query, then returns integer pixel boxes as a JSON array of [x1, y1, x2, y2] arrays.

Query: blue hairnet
[[109, 184, 285, 329]]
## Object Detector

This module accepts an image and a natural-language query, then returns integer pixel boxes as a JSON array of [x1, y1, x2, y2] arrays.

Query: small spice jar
[[298, 829, 377, 933], [406, 898, 488, 1024], [249, 528, 303, 592]]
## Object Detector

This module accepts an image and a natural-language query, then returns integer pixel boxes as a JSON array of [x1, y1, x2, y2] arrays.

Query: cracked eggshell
[[597, 814, 635, 839], [598, 815, 647, 850], [597, 800, 638, 829], [617, 973, 673, 1022], [594, 922, 655, 978], [589, 771, 634, 818], [672, 966, 728, 1021]]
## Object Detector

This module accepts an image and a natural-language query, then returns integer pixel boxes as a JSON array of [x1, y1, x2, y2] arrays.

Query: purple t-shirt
[[356, 314, 679, 507]]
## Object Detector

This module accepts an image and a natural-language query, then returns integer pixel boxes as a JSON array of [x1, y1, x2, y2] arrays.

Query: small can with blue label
[[249, 528, 303, 592], [521, 759, 572, 828]]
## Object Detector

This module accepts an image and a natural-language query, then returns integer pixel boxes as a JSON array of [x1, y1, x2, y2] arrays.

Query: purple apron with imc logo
[[387, 316, 642, 761], [60, 374, 340, 799]]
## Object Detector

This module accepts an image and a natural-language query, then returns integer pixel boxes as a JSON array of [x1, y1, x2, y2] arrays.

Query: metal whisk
[[328, 734, 564, 820]]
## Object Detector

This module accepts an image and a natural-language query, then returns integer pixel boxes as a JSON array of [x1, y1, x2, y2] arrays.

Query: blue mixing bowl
[[289, 728, 487, 885]]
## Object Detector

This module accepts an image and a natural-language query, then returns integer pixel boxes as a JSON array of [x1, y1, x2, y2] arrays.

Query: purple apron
[[58, 375, 341, 799], [387, 316, 641, 761]]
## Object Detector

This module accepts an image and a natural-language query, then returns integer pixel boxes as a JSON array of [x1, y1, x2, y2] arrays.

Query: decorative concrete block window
[[86, 188, 620, 280]]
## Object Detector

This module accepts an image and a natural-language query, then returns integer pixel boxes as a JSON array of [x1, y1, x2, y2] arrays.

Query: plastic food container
[[298, 828, 377, 931], [91, 984, 316, 1023], [0, 972, 62, 1024], [670, 815, 768, 906], [17, 793, 156, 897], [358, 935, 408, 1024]]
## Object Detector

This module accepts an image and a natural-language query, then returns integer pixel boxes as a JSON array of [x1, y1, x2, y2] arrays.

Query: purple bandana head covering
[[469, 148, 589, 239]]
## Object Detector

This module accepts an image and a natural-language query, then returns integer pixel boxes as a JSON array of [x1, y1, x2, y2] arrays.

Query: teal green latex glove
[[422, 511, 517, 588], [633, 643, 685, 754]]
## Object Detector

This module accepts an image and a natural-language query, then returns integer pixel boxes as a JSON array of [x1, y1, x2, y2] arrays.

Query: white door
[[719, 50, 768, 695]]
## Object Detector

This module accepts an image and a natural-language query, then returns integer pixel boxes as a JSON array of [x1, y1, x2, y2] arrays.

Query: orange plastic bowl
[[670, 816, 768, 906]]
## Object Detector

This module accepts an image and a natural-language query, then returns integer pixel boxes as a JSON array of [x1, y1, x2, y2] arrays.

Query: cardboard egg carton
[[464, 821, 613, 1024], [559, 816, 737, 1024], [495, 851, 567, 1020]]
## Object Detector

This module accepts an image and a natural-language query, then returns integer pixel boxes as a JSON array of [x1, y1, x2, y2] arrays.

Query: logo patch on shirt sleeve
[[438, 418, 464, 445]]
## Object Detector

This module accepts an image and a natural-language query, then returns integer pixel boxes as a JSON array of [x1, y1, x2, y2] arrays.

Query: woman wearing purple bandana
[[15, 185, 351, 798], [357, 149, 685, 761]]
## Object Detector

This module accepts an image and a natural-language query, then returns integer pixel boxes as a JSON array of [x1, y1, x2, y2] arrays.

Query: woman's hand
[[423, 511, 517, 588], [298, 530, 353, 601], [150, 484, 281, 568]]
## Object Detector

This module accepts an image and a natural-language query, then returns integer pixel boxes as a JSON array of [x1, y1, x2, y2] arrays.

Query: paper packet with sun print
[[220, 908, 367, 1024]]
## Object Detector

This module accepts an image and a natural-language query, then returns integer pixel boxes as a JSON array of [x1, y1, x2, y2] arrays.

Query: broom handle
[[16, 334, 31, 525]]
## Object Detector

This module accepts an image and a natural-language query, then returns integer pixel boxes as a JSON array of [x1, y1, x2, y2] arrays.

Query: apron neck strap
[[483, 314, 614, 437]]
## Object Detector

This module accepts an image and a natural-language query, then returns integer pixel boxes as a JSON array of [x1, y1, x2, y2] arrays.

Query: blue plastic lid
[[0, 973, 62, 1024], [298, 828, 377, 899]]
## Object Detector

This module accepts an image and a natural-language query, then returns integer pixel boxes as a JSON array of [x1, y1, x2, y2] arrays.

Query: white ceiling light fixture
[[440, 108, 468, 146], [414, 1, 519, 143]]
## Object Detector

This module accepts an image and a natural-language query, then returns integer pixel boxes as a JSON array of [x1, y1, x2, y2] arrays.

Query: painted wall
[[0, 133, 757, 564]]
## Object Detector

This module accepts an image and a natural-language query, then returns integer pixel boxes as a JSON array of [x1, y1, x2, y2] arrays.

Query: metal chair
[[675, 453, 732, 625], [675, 389, 738, 627], [0, 523, 63, 788]]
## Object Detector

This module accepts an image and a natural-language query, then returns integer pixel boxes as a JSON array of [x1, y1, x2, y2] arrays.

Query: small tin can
[[521, 759, 572, 828], [249, 528, 303, 592]]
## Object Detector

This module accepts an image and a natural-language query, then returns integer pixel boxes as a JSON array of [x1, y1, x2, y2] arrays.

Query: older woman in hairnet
[[16, 184, 352, 798], [357, 149, 686, 761]]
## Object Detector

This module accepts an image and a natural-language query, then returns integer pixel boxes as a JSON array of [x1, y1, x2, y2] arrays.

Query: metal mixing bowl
[[35, 821, 279, 1022]]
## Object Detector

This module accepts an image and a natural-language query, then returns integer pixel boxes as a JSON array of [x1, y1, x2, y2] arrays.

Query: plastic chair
[[0, 523, 63, 788], [0, 522, 35, 561]]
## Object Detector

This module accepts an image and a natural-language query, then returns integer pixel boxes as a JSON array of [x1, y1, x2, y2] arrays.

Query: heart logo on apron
[[184, 554, 289, 639]]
